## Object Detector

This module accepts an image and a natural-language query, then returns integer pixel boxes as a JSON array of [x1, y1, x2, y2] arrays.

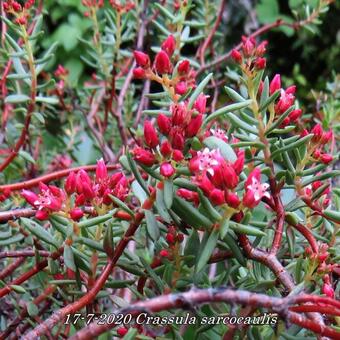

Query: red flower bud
[[194, 94, 207, 114], [269, 74, 281, 94], [22, 190, 39, 206], [313, 149, 321, 159], [173, 150, 184, 162], [286, 85, 296, 95], [225, 191, 240, 208], [70, 208, 84, 221], [166, 233, 176, 244], [144, 120, 159, 148], [75, 193, 85, 206], [159, 249, 170, 257], [178, 60, 190, 74], [320, 130, 333, 144], [96, 158, 107, 181], [154, 50, 172, 74], [231, 49, 242, 64], [280, 117, 291, 128], [311, 123, 323, 143], [255, 41, 267, 56], [322, 283, 335, 299], [209, 189, 225, 205], [82, 182, 95, 200], [133, 67, 146, 79], [233, 150, 245, 175], [242, 36, 255, 57], [171, 130, 185, 150], [254, 57, 266, 70], [289, 109, 302, 122], [133, 148, 156, 166], [160, 162, 175, 177], [186, 114, 203, 137], [133, 51, 150, 68], [117, 327, 129, 337], [160, 140, 172, 157], [157, 114, 171, 135], [300, 129, 309, 137], [161, 34, 176, 57], [35, 210, 49, 220], [177, 233, 184, 243], [177, 188, 199, 205], [175, 81, 187, 95], [320, 154, 333, 164]]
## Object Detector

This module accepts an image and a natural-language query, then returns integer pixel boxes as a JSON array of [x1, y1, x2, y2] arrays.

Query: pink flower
[[144, 120, 159, 148], [154, 50, 172, 74], [22, 183, 65, 220], [275, 89, 295, 115], [209, 128, 228, 142], [160, 162, 175, 177], [242, 168, 270, 208], [189, 148, 220, 176], [161, 35, 176, 57]]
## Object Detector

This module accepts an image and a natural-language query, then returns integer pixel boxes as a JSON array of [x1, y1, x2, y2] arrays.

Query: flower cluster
[[3, 0, 35, 25], [109, 0, 135, 13], [133, 35, 196, 98], [22, 183, 65, 220], [21, 159, 130, 220]]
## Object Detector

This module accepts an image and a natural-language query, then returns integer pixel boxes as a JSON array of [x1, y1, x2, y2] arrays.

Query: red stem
[[0, 248, 63, 298], [68, 288, 340, 340]]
